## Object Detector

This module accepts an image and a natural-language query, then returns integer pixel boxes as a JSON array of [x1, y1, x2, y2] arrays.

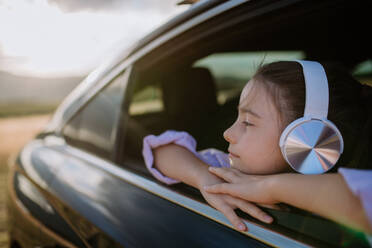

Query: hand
[[198, 172, 273, 232], [204, 167, 279, 205]]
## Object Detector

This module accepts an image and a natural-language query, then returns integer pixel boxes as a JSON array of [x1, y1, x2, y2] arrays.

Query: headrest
[[163, 67, 218, 117]]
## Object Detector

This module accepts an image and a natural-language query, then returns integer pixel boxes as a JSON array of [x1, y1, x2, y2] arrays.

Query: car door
[[12, 0, 371, 247], [32, 69, 276, 247]]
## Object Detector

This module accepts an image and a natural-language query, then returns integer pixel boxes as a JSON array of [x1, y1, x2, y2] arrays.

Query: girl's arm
[[271, 173, 371, 233], [153, 144, 209, 188], [153, 144, 274, 230], [205, 168, 372, 234]]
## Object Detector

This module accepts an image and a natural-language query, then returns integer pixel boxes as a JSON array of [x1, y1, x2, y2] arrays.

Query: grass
[[0, 114, 51, 247], [0, 103, 57, 118]]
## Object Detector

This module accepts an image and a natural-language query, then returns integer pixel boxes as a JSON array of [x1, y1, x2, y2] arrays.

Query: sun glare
[[0, 0, 186, 77]]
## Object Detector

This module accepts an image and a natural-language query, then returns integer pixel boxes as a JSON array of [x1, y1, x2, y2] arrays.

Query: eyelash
[[242, 121, 254, 127]]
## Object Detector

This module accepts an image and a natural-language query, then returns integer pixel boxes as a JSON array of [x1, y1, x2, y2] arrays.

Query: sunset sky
[[0, 0, 188, 77]]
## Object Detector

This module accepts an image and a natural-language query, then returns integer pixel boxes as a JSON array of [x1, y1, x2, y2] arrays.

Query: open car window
[[353, 59, 372, 86], [194, 51, 305, 104], [115, 0, 371, 247]]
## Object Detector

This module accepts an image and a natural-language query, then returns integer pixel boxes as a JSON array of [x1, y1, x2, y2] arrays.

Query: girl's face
[[223, 80, 289, 174]]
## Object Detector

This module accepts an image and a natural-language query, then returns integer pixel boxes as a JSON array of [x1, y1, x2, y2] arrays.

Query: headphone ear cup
[[280, 118, 344, 174]]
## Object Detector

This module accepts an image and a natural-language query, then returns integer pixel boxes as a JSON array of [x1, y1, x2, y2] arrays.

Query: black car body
[[7, 0, 372, 247]]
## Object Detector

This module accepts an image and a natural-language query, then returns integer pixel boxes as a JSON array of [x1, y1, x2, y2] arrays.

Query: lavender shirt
[[338, 168, 372, 232], [142, 130, 230, 185], [142, 130, 372, 229]]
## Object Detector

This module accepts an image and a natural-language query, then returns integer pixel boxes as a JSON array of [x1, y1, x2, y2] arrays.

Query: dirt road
[[0, 114, 51, 247]]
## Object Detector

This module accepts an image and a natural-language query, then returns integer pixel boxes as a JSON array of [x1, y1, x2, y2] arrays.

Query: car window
[[117, 70, 169, 171], [118, 51, 305, 173], [194, 51, 305, 105], [115, 1, 371, 246], [129, 84, 164, 116], [63, 71, 126, 160], [353, 59, 372, 86], [119, 48, 372, 247]]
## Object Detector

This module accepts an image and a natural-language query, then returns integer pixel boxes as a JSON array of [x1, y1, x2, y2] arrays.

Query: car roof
[[127, 0, 224, 58]]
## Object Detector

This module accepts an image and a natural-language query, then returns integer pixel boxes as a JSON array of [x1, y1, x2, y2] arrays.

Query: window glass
[[352, 59, 372, 86], [194, 51, 305, 105], [119, 76, 167, 166], [63, 71, 126, 160], [129, 84, 164, 116]]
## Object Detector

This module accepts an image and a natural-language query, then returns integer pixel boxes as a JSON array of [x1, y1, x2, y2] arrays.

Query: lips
[[228, 150, 239, 158]]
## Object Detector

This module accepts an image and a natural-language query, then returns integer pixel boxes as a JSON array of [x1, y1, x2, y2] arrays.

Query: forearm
[[153, 144, 210, 188], [270, 173, 371, 233]]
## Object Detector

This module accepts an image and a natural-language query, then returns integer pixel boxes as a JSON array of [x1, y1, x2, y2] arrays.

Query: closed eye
[[242, 121, 254, 127]]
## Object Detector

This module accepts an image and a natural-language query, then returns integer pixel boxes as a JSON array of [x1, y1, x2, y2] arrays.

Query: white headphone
[[279, 60, 344, 174]]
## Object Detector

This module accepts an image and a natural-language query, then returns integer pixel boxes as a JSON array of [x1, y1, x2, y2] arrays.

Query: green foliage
[[0, 103, 57, 118]]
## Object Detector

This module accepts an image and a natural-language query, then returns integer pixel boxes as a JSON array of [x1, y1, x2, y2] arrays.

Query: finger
[[208, 167, 238, 183], [217, 204, 247, 231], [204, 183, 238, 195], [233, 200, 273, 224]]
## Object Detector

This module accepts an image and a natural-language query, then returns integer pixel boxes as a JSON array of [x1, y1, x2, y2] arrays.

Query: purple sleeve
[[338, 168, 372, 228], [142, 130, 230, 185], [198, 148, 230, 168]]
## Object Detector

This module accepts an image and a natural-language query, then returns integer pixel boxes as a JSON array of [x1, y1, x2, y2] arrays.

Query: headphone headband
[[295, 60, 329, 119], [280, 60, 344, 174]]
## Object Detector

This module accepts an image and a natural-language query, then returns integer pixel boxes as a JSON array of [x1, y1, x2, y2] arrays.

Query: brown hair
[[251, 61, 371, 169]]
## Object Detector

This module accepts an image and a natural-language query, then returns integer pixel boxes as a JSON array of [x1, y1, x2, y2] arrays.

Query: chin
[[231, 159, 258, 174]]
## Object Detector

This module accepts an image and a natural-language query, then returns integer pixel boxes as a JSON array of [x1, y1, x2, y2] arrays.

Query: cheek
[[238, 132, 288, 174], [264, 146, 288, 173]]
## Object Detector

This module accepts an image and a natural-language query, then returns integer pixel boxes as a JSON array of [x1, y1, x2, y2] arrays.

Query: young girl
[[142, 60, 371, 232]]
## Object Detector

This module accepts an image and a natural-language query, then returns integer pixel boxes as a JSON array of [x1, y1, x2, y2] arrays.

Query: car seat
[[162, 67, 219, 147]]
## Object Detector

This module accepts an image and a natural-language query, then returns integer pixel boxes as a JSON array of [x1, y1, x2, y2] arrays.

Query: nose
[[223, 123, 237, 144]]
